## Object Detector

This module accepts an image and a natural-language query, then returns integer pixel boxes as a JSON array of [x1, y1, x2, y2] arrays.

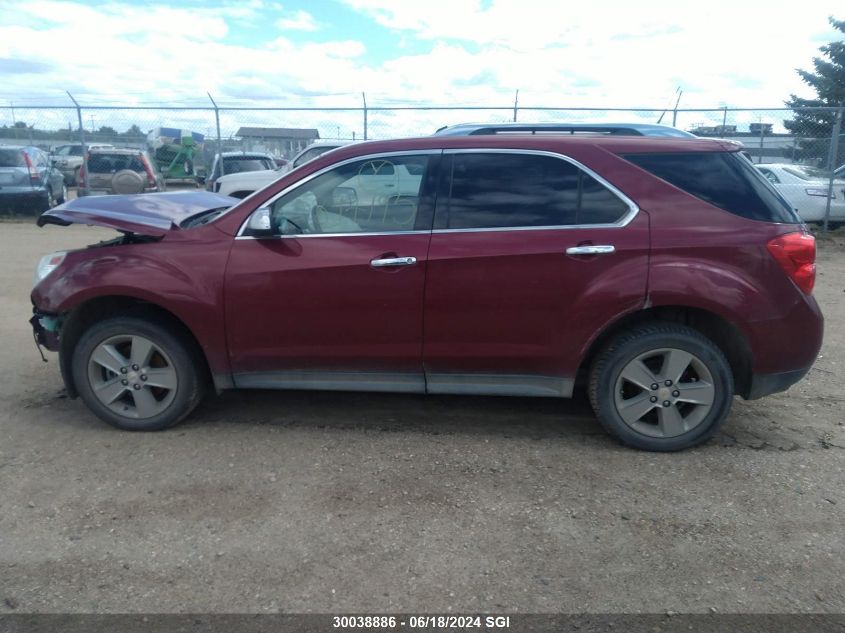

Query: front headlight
[[33, 251, 66, 287]]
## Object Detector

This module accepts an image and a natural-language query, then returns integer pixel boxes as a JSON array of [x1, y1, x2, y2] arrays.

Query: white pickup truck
[[215, 141, 350, 199]]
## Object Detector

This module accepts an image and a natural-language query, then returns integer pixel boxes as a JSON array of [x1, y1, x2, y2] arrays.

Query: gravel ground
[[0, 221, 843, 614]]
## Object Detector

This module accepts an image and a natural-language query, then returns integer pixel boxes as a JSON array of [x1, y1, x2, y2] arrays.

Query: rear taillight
[[22, 151, 40, 184], [141, 156, 156, 188], [767, 232, 816, 295]]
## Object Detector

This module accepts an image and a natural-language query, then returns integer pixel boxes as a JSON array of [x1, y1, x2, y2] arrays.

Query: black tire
[[38, 187, 56, 213], [588, 323, 733, 452], [71, 316, 204, 431]]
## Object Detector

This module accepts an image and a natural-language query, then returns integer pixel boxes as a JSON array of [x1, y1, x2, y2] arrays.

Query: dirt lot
[[0, 221, 843, 614]]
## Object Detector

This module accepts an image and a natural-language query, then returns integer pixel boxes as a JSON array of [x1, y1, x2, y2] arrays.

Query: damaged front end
[[30, 308, 63, 352]]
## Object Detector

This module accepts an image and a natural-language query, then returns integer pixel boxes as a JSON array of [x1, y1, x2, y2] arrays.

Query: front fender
[[31, 231, 232, 380]]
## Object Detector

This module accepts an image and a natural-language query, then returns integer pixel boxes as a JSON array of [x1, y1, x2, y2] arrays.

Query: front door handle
[[370, 256, 417, 268], [565, 245, 616, 256]]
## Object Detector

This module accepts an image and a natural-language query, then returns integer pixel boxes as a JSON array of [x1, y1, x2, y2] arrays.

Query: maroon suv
[[31, 135, 823, 451]]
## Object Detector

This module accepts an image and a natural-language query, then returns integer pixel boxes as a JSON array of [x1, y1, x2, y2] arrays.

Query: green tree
[[784, 17, 845, 165], [96, 125, 118, 139], [122, 124, 144, 138]]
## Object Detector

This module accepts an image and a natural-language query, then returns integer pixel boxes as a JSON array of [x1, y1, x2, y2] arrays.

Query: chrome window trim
[[236, 150, 442, 237], [235, 147, 639, 239], [234, 229, 429, 240]]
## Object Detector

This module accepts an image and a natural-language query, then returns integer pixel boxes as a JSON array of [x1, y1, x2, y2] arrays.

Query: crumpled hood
[[37, 191, 239, 236]]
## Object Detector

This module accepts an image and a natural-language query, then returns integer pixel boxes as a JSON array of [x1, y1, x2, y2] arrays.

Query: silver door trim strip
[[426, 372, 575, 398], [233, 370, 426, 394], [231, 370, 574, 398]]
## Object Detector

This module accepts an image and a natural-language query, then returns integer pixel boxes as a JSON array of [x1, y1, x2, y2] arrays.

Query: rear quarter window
[[624, 151, 799, 223]]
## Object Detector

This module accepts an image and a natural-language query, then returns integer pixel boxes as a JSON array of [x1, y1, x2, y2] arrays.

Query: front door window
[[271, 155, 430, 235]]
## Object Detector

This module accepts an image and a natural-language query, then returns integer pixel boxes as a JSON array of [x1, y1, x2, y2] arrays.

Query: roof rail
[[433, 122, 696, 138]]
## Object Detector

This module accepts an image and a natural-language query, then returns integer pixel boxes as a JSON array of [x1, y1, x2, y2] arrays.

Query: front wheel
[[588, 323, 733, 451], [71, 317, 204, 431]]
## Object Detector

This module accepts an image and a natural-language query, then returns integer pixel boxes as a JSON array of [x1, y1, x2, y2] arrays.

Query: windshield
[[180, 206, 233, 228], [218, 157, 275, 177], [783, 166, 829, 181], [293, 146, 336, 168], [55, 145, 83, 156]]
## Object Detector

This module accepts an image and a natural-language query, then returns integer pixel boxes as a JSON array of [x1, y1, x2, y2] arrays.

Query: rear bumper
[[0, 189, 48, 213], [744, 366, 812, 400]]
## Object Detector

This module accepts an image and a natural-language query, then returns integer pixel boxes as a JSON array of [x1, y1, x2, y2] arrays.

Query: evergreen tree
[[784, 17, 845, 165]]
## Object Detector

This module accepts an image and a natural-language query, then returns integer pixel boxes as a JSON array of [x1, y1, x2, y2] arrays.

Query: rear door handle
[[370, 256, 417, 267], [565, 245, 616, 256]]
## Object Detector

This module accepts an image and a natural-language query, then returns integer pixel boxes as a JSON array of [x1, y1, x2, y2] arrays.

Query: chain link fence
[[1, 99, 842, 225]]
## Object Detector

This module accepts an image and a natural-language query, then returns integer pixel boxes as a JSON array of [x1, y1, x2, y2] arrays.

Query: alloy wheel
[[87, 335, 178, 419], [613, 347, 716, 438]]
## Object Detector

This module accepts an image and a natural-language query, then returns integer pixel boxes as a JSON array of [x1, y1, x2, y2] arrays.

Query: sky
[[0, 0, 842, 138]]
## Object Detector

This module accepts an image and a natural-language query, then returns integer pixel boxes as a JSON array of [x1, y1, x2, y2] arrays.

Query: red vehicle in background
[[31, 134, 822, 451]]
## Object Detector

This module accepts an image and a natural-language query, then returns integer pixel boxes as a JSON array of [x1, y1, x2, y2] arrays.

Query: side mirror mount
[[244, 207, 274, 237], [332, 186, 357, 208]]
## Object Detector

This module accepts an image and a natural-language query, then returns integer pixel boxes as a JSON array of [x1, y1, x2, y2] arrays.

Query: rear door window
[[438, 152, 631, 229], [624, 151, 799, 223]]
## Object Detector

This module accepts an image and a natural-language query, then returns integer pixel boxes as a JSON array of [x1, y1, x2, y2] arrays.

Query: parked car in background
[[78, 148, 164, 197], [214, 142, 349, 198], [756, 163, 845, 223], [32, 134, 821, 451], [204, 152, 276, 193], [285, 141, 351, 171], [0, 145, 66, 213], [50, 143, 113, 185]]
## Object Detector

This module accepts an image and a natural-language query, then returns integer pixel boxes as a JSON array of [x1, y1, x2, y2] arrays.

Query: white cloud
[[276, 9, 319, 32], [0, 0, 842, 141]]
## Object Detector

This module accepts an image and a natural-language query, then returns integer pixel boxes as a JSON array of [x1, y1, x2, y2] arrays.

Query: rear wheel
[[40, 187, 56, 212], [71, 317, 204, 431], [588, 323, 733, 451]]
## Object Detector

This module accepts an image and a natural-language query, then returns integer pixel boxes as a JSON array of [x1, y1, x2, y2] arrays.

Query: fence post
[[362, 92, 368, 140], [513, 90, 519, 122], [207, 92, 223, 178], [822, 104, 844, 232], [66, 91, 86, 189]]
